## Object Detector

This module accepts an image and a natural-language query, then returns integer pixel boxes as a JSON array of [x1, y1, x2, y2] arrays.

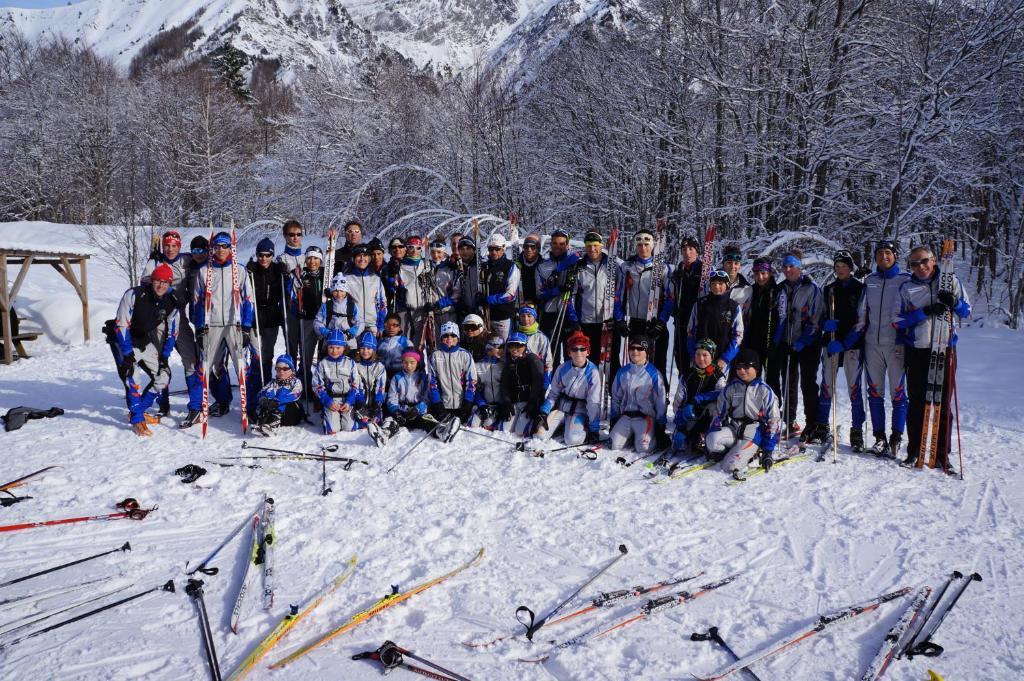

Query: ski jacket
[[313, 355, 358, 407], [193, 257, 255, 329], [462, 333, 488, 362], [727, 273, 752, 314], [387, 257, 432, 312], [377, 334, 413, 374], [246, 259, 285, 329], [742, 280, 785, 360], [313, 296, 361, 341], [537, 252, 580, 315], [542, 360, 602, 434], [710, 378, 781, 452], [428, 345, 477, 409], [456, 260, 481, 316], [257, 376, 302, 410], [569, 254, 615, 324], [778, 275, 823, 348], [499, 351, 545, 414], [672, 260, 703, 328], [115, 286, 179, 357], [481, 256, 520, 322], [431, 260, 460, 308], [295, 268, 325, 320], [893, 267, 971, 349], [614, 255, 674, 322], [672, 364, 727, 426], [474, 356, 505, 406], [353, 359, 387, 408], [515, 253, 543, 304], [387, 370, 430, 415], [852, 264, 909, 348], [610, 362, 667, 425], [277, 246, 305, 306], [332, 241, 362, 274], [821, 277, 865, 351], [142, 253, 193, 310], [521, 326, 554, 387], [686, 292, 744, 363], [345, 266, 387, 333]]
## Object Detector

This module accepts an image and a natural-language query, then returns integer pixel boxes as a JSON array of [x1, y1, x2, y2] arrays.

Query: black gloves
[[937, 291, 958, 308], [196, 327, 208, 345], [923, 302, 948, 316], [459, 402, 474, 422], [241, 327, 252, 347], [649, 319, 667, 340], [476, 405, 493, 422], [403, 407, 420, 423], [759, 449, 774, 472], [121, 352, 136, 376], [614, 320, 629, 337], [585, 431, 600, 445], [494, 405, 512, 423]]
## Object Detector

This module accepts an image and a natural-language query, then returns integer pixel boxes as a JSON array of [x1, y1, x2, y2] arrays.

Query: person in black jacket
[[247, 237, 286, 386], [672, 234, 703, 373], [497, 331, 546, 437], [742, 256, 784, 398]]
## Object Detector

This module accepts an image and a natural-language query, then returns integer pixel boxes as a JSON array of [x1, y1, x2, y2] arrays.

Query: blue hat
[[507, 331, 528, 346], [256, 238, 274, 255], [782, 254, 802, 268], [274, 354, 295, 370], [439, 321, 460, 338], [211, 231, 232, 247], [327, 329, 348, 347], [517, 305, 537, 318], [357, 331, 377, 350]]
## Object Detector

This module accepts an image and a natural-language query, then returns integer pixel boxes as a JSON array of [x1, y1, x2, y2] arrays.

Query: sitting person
[[609, 335, 669, 454], [471, 333, 506, 430], [377, 313, 413, 380], [536, 331, 602, 446], [386, 349, 433, 431], [671, 338, 727, 455], [352, 330, 387, 427], [496, 331, 546, 437], [253, 354, 303, 436]]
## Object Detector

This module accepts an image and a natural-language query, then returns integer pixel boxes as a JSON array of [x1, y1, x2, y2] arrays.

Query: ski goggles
[[709, 270, 729, 282], [634, 234, 655, 245], [191, 247, 207, 255], [722, 252, 743, 262], [486, 339, 505, 350]]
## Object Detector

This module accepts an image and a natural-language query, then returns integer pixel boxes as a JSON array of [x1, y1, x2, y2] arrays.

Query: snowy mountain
[[0, 0, 621, 78]]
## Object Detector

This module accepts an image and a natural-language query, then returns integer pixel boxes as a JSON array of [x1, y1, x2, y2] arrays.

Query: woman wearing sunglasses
[[685, 270, 744, 374], [535, 331, 603, 446], [609, 335, 670, 454]]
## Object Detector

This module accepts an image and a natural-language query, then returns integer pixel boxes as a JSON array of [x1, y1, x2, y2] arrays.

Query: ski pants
[[579, 322, 605, 368], [255, 323, 280, 389], [707, 422, 762, 473], [125, 344, 171, 425], [863, 342, 907, 437], [321, 401, 356, 434], [610, 414, 655, 454], [536, 407, 590, 446], [905, 346, 955, 466], [816, 348, 865, 429], [285, 309, 301, 362], [398, 309, 429, 346], [780, 343, 820, 427], [206, 325, 246, 406], [506, 401, 537, 438]]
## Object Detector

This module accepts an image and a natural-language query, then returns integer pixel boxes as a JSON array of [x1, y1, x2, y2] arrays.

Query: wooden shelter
[[0, 245, 91, 365]]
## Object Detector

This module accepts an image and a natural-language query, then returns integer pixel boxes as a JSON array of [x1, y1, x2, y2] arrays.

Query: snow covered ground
[[0, 222, 1021, 680]]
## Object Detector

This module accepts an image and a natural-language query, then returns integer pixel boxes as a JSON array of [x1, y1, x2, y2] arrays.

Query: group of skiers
[[109, 221, 969, 479]]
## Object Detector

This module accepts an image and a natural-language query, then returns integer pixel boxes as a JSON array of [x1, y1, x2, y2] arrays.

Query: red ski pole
[[0, 499, 155, 534], [952, 347, 963, 480]]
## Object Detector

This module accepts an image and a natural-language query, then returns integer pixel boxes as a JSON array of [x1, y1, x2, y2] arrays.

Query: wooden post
[[0, 253, 11, 365], [79, 257, 89, 342]]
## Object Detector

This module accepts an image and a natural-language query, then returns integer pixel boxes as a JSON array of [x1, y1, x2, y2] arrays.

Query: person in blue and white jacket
[[893, 245, 970, 470], [471, 333, 506, 430], [344, 243, 388, 336], [706, 348, 781, 480], [535, 331, 603, 446], [609, 334, 669, 454], [314, 273, 361, 352], [252, 354, 303, 436], [114, 264, 179, 436], [352, 331, 387, 425], [386, 349, 433, 431], [313, 329, 359, 434], [612, 228, 674, 380], [428, 321, 478, 432], [776, 250, 823, 439]]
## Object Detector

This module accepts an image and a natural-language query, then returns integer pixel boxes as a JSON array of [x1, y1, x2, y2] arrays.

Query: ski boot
[[804, 423, 827, 446], [208, 402, 230, 418], [849, 428, 864, 452], [787, 422, 802, 439], [889, 432, 903, 457], [132, 422, 152, 437], [731, 469, 747, 482], [179, 409, 203, 429], [256, 411, 282, 437], [870, 431, 891, 457]]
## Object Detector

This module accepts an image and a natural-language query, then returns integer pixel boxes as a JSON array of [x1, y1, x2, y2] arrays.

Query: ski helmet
[[357, 331, 377, 350], [439, 321, 460, 339], [326, 329, 348, 347]]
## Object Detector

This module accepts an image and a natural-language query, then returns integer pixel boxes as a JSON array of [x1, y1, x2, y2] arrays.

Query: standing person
[[894, 246, 970, 470], [448, 232, 464, 268], [671, 338, 727, 454], [776, 250, 823, 440], [252, 354, 303, 436], [141, 230, 200, 420], [383, 237, 407, 311], [613, 229, 674, 379], [428, 240, 448, 266], [609, 335, 669, 454], [392, 235, 433, 341], [811, 250, 866, 447], [313, 330, 359, 434], [247, 237, 285, 388], [852, 240, 911, 457], [193, 232, 255, 419], [721, 245, 752, 315], [471, 333, 506, 429], [427, 321, 477, 432], [296, 246, 326, 397], [496, 331, 546, 437], [368, 238, 387, 276], [567, 230, 615, 366], [277, 220, 305, 361], [333, 219, 364, 273], [536, 331, 602, 446], [113, 265, 179, 436], [346, 243, 388, 338], [516, 304, 554, 388], [705, 348, 781, 481], [352, 330, 387, 426], [314, 273, 361, 352], [536, 228, 579, 364], [742, 256, 785, 399], [429, 240, 459, 333], [516, 233, 544, 306], [671, 234, 703, 376], [685, 270, 744, 373], [480, 233, 520, 339], [455, 236, 481, 321]]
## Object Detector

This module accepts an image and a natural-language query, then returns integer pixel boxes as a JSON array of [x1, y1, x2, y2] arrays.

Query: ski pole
[[240, 441, 340, 456], [462, 426, 521, 447], [906, 572, 982, 658], [387, 417, 448, 474], [187, 498, 265, 575], [691, 627, 764, 681], [354, 640, 472, 681], [186, 579, 223, 681], [951, 348, 963, 480], [0, 466, 60, 492], [0, 583, 132, 638], [0, 502, 155, 534], [0, 541, 130, 588], [0, 580, 175, 651], [321, 447, 331, 496]]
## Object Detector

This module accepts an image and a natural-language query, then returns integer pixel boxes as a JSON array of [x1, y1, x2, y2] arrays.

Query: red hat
[[152, 264, 174, 282], [162, 230, 181, 247], [407, 235, 423, 247], [565, 330, 590, 352]]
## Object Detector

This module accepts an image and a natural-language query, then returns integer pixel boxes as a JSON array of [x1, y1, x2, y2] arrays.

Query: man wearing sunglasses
[[277, 220, 306, 362], [894, 246, 971, 471], [851, 240, 910, 458], [613, 228, 674, 378], [333, 219, 365, 273], [140, 230, 202, 422], [566, 231, 615, 366], [685, 270, 744, 373], [386, 235, 433, 341], [246, 237, 286, 390], [515, 233, 544, 305], [480, 233, 521, 340], [777, 250, 823, 440]]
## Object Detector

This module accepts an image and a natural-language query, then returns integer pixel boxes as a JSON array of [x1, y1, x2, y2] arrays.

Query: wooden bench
[[2, 329, 41, 359]]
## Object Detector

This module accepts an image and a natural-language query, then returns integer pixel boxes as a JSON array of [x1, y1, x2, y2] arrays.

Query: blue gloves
[[826, 340, 845, 355], [822, 319, 839, 333], [437, 296, 454, 309], [680, 404, 695, 422], [793, 340, 807, 353], [672, 431, 687, 451], [486, 294, 504, 306]]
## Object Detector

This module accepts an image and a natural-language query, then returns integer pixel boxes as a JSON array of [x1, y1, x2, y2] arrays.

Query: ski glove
[[459, 402, 474, 422], [937, 291, 958, 308], [121, 352, 136, 376], [654, 427, 672, 450], [437, 296, 454, 310], [923, 302, 948, 316], [648, 319, 668, 340], [822, 319, 839, 333], [196, 327, 208, 345], [585, 430, 600, 445], [672, 431, 687, 451], [429, 402, 447, 420], [403, 407, 420, 423], [680, 404, 695, 422], [494, 405, 512, 423], [486, 294, 505, 306], [826, 340, 845, 355], [793, 339, 807, 353], [759, 449, 774, 472]]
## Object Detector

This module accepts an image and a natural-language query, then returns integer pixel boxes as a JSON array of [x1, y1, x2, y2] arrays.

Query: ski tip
[[163, 580, 177, 593]]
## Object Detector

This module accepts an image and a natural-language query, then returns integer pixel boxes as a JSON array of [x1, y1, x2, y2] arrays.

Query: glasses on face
[[258, 252, 273, 258], [635, 236, 654, 246], [723, 253, 743, 262], [569, 346, 588, 353], [488, 247, 503, 252], [442, 334, 458, 340], [286, 232, 302, 238], [735, 363, 756, 370], [464, 324, 482, 331], [709, 271, 729, 281], [909, 258, 932, 267], [213, 244, 230, 251], [191, 248, 207, 255], [628, 345, 646, 352], [523, 244, 539, 250]]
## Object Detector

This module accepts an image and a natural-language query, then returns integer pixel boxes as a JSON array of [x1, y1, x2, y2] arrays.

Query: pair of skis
[[917, 239, 957, 470], [599, 228, 619, 421], [1, 465, 59, 507], [229, 496, 275, 633]]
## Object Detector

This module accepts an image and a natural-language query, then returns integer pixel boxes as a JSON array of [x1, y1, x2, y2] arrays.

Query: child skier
[[516, 304, 554, 388], [536, 331, 602, 446], [386, 349, 433, 431], [313, 329, 359, 434], [352, 330, 387, 430], [252, 354, 303, 436], [314, 272, 361, 352], [377, 313, 414, 379], [671, 338, 727, 454], [471, 333, 506, 429], [427, 321, 477, 439], [609, 335, 669, 454], [497, 331, 547, 437]]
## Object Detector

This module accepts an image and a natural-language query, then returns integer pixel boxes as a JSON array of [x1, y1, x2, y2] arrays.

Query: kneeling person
[[672, 338, 727, 454], [536, 331, 602, 446], [253, 354, 303, 435], [609, 335, 669, 454], [497, 332, 546, 437]]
